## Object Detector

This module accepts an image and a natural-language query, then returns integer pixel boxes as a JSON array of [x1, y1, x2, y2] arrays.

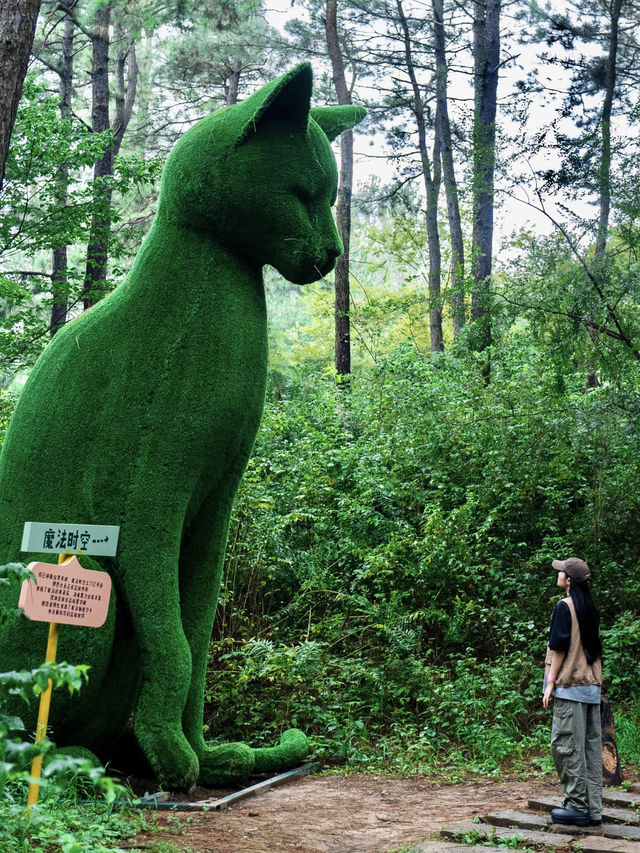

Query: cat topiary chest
[[123, 225, 268, 374], [86, 225, 269, 462]]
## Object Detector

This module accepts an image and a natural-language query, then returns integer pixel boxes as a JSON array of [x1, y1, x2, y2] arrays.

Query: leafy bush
[[0, 390, 16, 445], [602, 613, 640, 701], [207, 338, 640, 768], [0, 799, 138, 853], [0, 563, 135, 851], [205, 633, 548, 772]]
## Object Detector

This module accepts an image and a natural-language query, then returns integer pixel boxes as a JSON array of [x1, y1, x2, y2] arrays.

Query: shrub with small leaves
[[0, 563, 135, 851]]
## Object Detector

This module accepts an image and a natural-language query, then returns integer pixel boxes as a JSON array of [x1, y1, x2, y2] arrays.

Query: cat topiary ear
[[310, 105, 367, 142], [234, 63, 313, 145]]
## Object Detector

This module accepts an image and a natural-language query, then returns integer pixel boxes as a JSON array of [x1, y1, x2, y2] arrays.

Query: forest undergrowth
[[2, 335, 640, 848], [201, 334, 640, 776], [4, 332, 640, 778], [3, 0, 640, 849]]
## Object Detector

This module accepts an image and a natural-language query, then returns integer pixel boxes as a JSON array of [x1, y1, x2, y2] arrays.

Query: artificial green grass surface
[[0, 64, 364, 788]]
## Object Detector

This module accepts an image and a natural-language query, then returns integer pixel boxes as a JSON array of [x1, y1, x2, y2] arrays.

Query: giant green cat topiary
[[0, 63, 365, 790]]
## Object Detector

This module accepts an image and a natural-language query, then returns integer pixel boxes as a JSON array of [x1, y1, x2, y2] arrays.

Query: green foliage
[[0, 799, 137, 853], [615, 701, 640, 768], [0, 562, 136, 852], [0, 390, 16, 445], [602, 614, 640, 701], [207, 332, 640, 768], [141, 843, 187, 853], [269, 204, 451, 371], [206, 636, 547, 773], [159, 0, 274, 112], [501, 227, 640, 385], [0, 76, 161, 380]]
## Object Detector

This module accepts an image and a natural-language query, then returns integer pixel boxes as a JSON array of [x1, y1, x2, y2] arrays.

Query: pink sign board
[[19, 557, 111, 628]]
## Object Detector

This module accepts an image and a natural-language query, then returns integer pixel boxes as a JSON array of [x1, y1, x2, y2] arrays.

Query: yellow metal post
[[26, 553, 66, 808]]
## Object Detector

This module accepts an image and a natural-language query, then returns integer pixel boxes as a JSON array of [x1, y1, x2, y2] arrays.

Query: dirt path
[[131, 774, 563, 853]]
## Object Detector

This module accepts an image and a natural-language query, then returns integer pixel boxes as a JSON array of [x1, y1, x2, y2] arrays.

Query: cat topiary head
[[158, 63, 366, 285]]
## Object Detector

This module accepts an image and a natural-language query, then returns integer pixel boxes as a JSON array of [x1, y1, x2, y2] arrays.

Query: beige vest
[[545, 597, 602, 688]]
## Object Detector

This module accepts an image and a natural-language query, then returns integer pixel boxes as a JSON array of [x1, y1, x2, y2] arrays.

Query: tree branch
[[490, 289, 640, 362], [51, 2, 93, 40], [4, 270, 54, 279], [504, 185, 640, 362]]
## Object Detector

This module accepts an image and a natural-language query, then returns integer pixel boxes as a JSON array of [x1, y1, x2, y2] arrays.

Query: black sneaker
[[551, 807, 590, 827]]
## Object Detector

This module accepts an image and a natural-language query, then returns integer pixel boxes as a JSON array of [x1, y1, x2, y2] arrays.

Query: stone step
[[440, 820, 574, 847], [604, 789, 640, 808], [484, 808, 640, 843], [484, 810, 549, 830], [548, 822, 640, 841], [578, 836, 640, 853], [421, 833, 640, 853], [528, 796, 640, 826], [411, 844, 511, 853]]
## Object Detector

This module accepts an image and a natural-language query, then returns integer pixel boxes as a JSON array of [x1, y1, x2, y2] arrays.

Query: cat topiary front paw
[[252, 728, 308, 774], [135, 719, 200, 790]]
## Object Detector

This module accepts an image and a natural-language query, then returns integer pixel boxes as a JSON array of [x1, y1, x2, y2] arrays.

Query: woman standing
[[543, 557, 603, 827]]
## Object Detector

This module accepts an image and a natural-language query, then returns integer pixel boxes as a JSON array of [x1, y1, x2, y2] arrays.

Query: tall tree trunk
[[51, 13, 75, 335], [594, 0, 623, 259], [133, 32, 152, 155], [471, 0, 500, 363], [83, 2, 113, 309], [0, 0, 42, 187], [326, 0, 356, 376], [397, 0, 443, 353], [426, 136, 444, 354], [433, 0, 465, 337], [83, 8, 137, 309], [113, 28, 137, 157], [226, 59, 242, 106]]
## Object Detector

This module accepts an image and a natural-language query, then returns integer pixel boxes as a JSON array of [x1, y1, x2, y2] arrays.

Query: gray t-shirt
[[543, 676, 601, 704]]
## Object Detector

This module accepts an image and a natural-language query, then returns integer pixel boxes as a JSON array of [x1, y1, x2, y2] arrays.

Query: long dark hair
[[569, 580, 602, 664]]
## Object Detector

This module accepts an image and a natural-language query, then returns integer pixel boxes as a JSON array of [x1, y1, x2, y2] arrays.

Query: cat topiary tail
[[310, 105, 367, 142], [198, 742, 255, 786], [251, 728, 308, 774], [196, 729, 307, 785]]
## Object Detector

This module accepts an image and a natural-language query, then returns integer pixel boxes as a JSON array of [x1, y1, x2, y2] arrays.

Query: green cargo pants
[[551, 697, 602, 820]]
